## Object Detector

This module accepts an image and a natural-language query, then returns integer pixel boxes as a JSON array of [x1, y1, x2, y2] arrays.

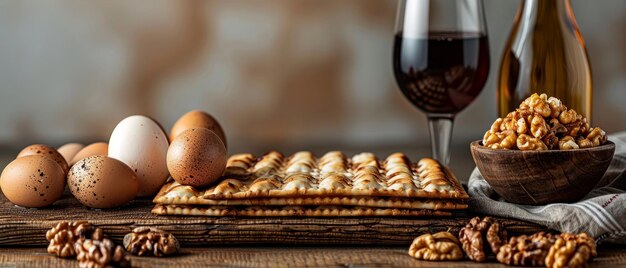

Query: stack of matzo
[[152, 151, 469, 217]]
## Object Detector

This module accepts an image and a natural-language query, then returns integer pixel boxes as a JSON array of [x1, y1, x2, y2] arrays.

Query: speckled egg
[[0, 155, 65, 207], [68, 156, 139, 209], [169, 110, 227, 148], [167, 128, 227, 188], [70, 142, 108, 166], [17, 144, 69, 175], [108, 115, 170, 197], [57, 143, 84, 163]]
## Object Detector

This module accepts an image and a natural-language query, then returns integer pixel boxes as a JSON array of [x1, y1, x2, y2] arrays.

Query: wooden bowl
[[470, 140, 615, 205]]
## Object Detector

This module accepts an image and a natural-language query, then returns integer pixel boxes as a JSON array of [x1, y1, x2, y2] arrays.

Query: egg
[[68, 156, 139, 209], [169, 110, 227, 148], [0, 155, 65, 207], [108, 115, 169, 197], [17, 144, 69, 175], [57, 143, 84, 163], [70, 142, 108, 166], [167, 128, 227, 188]]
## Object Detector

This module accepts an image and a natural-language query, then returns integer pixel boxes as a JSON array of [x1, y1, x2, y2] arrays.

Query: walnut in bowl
[[471, 94, 615, 205], [483, 94, 606, 151]]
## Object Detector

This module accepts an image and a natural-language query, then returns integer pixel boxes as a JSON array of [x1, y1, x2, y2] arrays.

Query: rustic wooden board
[[0, 193, 547, 246], [0, 246, 624, 268]]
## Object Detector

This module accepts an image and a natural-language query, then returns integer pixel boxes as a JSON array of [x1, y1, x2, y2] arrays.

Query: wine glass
[[393, 0, 490, 166]]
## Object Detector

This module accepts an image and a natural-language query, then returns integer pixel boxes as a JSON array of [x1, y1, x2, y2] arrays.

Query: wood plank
[[0, 193, 546, 246], [0, 246, 624, 268]]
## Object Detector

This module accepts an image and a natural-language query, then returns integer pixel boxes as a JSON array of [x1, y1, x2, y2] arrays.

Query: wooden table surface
[[1, 245, 625, 267], [0, 193, 625, 268], [1, 151, 625, 267], [0, 193, 548, 247]]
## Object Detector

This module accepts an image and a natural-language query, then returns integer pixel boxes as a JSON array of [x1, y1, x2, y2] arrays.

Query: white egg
[[108, 115, 169, 197]]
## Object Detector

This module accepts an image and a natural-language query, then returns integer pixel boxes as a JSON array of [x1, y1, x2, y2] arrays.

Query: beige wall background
[[1, 0, 625, 155]]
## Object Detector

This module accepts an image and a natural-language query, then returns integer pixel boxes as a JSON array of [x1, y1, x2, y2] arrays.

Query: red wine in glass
[[393, 31, 490, 114]]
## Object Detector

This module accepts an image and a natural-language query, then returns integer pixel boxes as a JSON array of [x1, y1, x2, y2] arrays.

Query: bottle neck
[[519, 0, 577, 26]]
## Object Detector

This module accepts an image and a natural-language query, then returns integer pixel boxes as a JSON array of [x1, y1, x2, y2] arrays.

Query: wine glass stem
[[427, 116, 454, 166]]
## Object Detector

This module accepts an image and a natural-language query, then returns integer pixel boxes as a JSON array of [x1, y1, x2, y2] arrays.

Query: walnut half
[[520, 93, 552, 118], [408, 232, 463, 261], [558, 136, 579, 150], [483, 129, 518, 149], [75, 238, 130, 268], [517, 134, 548, 151], [458, 216, 508, 262], [545, 233, 597, 268], [45, 221, 104, 258], [496, 232, 557, 266], [123, 227, 179, 257]]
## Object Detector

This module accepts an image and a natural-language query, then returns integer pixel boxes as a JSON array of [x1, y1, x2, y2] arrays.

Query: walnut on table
[[545, 233, 597, 268], [123, 227, 180, 257], [75, 238, 130, 268], [496, 232, 557, 266], [408, 232, 463, 261], [45, 221, 104, 258], [458, 216, 508, 262]]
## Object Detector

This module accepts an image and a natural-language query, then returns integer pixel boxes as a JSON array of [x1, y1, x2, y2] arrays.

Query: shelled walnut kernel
[[408, 232, 463, 261], [75, 238, 130, 268], [45, 221, 104, 258], [483, 93, 606, 151], [123, 227, 179, 257], [496, 232, 557, 266], [558, 136, 579, 150], [545, 233, 596, 268], [458, 216, 507, 262]]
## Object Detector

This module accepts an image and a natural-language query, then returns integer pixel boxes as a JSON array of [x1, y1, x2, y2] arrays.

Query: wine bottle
[[498, 0, 592, 120]]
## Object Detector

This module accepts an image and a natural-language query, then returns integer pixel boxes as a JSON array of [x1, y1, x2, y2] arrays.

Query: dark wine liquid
[[393, 32, 490, 114]]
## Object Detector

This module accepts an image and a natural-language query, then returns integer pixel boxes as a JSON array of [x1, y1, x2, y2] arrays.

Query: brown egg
[[167, 128, 227, 188], [0, 155, 65, 207], [57, 143, 84, 163], [169, 110, 227, 148], [17, 144, 69, 175], [68, 156, 139, 209], [70, 142, 108, 166]]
